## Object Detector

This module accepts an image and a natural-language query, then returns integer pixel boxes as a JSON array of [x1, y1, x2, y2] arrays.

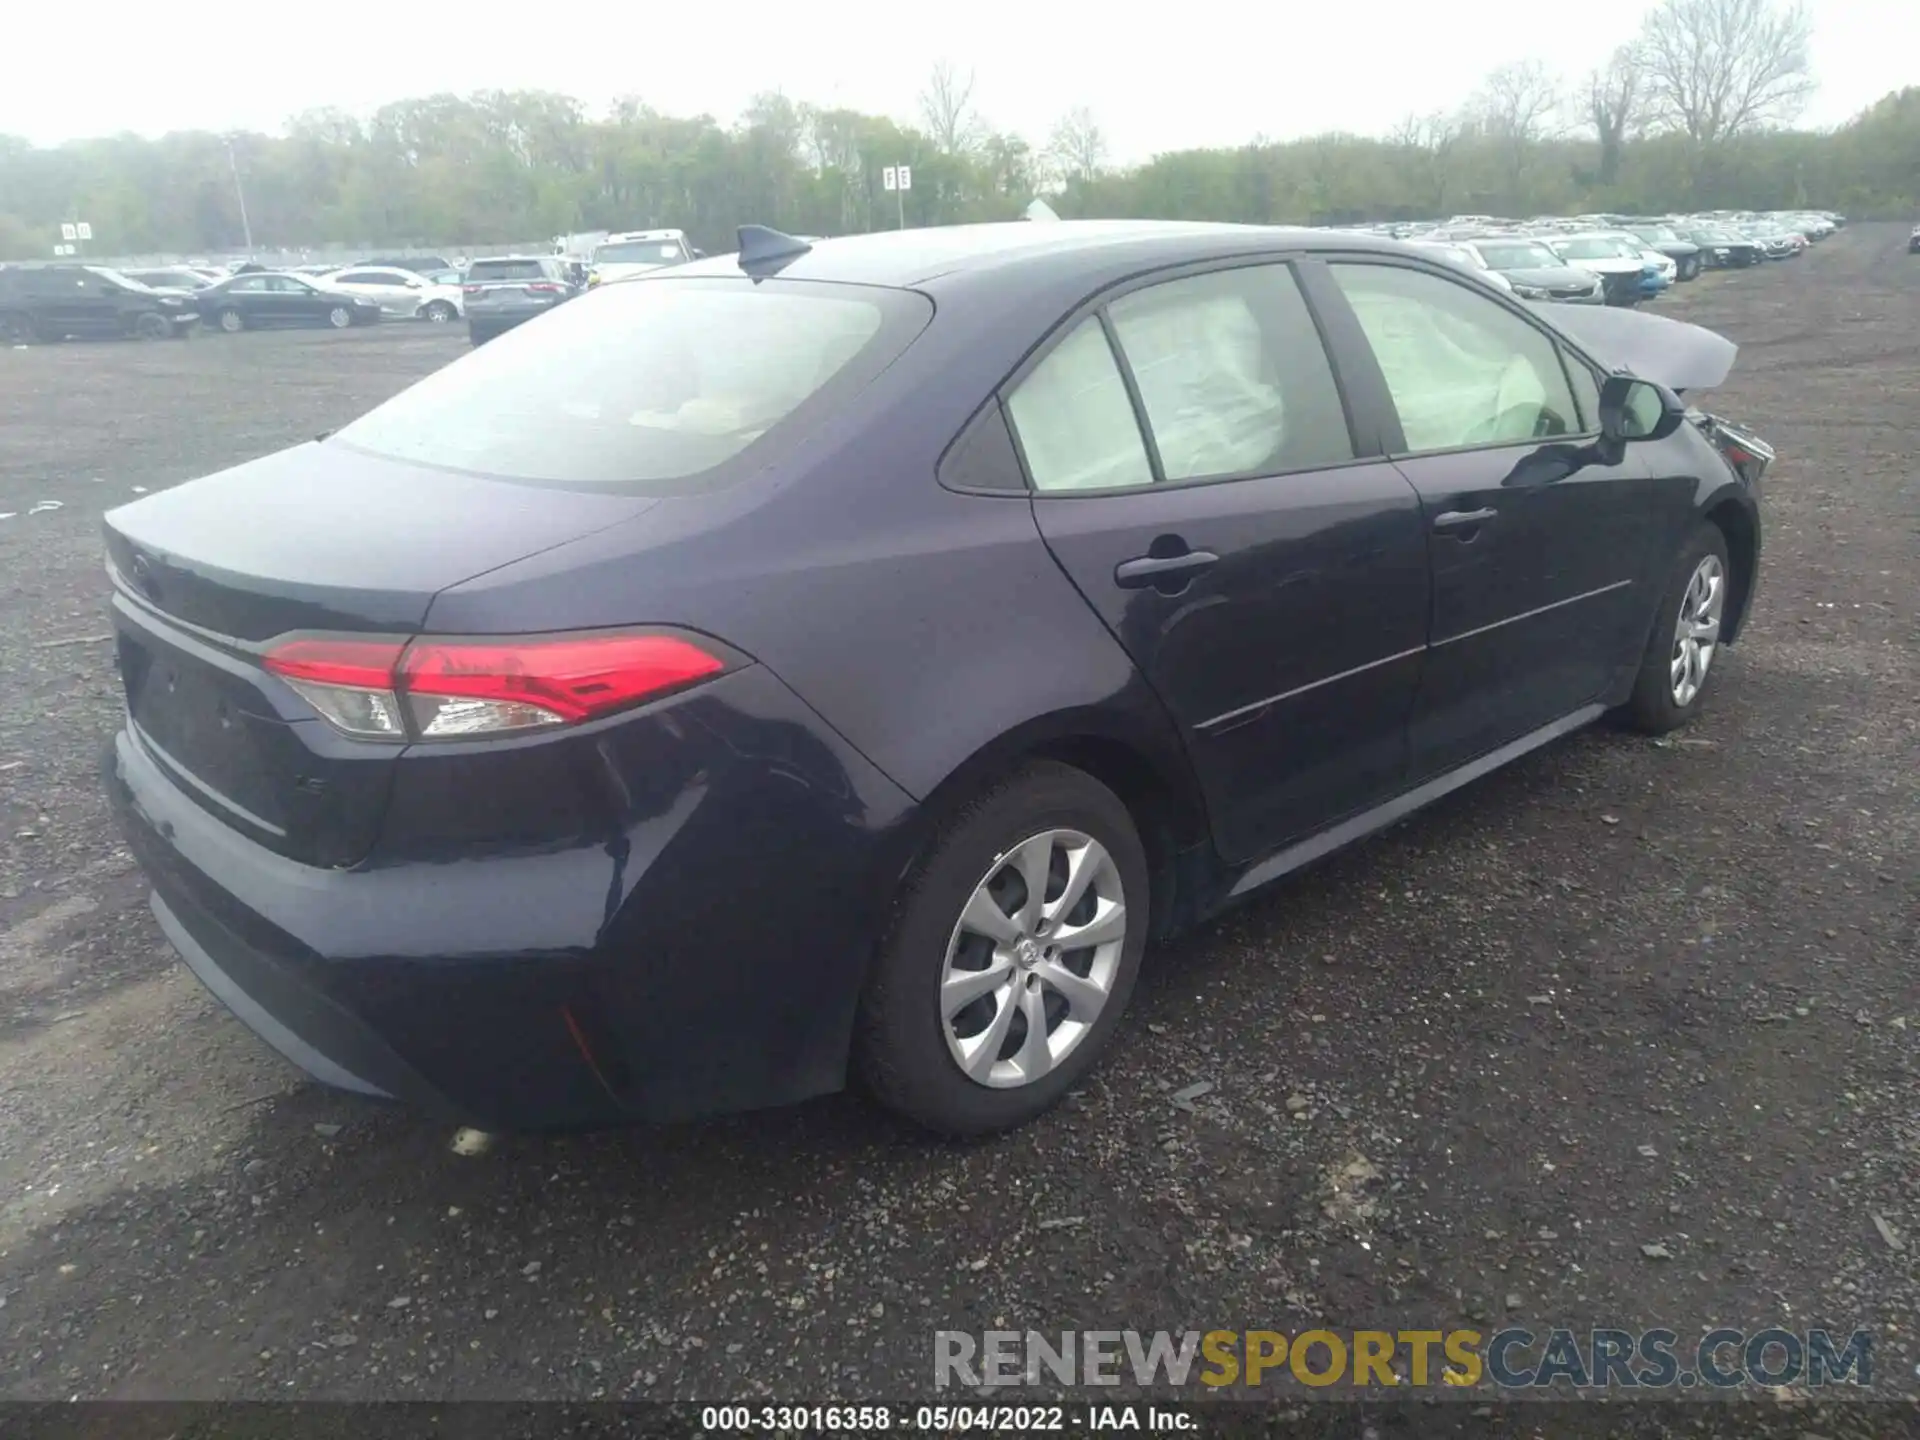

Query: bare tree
[[919, 61, 979, 155], [1388, 111, 1462, 215], [1640, 0, 1814, 147], [1587, 44, 1642, 185], [1044, 107, 1107, 187], [1477, 60, 1564, 145], [1474, 60, 1564, 207]]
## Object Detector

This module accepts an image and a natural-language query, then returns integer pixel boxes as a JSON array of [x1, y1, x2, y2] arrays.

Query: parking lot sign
[[896, 166, 912, 192], [882, 166, 898, 192], [76, 222, 92, 241], [60, 223, 76, 241]]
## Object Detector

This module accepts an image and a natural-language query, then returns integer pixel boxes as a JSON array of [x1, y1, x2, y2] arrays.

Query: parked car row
[[0, 235, 704, 346], [1340, 209, 1843, 309], [0, 256, 479, 342], [463, 232, 704, 345]]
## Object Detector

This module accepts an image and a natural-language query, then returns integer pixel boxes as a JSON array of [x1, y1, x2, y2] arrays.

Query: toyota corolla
[[103, 221, 1769, 1136]]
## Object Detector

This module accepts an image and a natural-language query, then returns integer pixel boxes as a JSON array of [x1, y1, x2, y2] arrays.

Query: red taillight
[[526, 282, 562, 293], [404, 635, 724, 723], [462, 284, 482, 296], [262, 631, 729, 741], [265, 638, 406, 690]]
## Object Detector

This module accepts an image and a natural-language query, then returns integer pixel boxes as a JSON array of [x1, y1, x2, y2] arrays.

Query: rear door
[[340, 269, 417, 315], [1015, 260, 1431, 863], [1315, 257, 1689, 780]]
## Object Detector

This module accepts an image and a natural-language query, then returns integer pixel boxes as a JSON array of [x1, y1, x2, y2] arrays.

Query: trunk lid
[[103, 442, 656, 866]]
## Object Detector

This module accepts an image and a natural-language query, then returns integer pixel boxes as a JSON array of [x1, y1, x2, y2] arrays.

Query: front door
[[266, 276, 324, 324], [1011, 261, 1431, 863], [1319, 258, 1687, 779], [38, 270, 111, 337]]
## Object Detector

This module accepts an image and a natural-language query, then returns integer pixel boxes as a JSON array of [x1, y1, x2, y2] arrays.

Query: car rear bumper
[[107, 664, 917, 1131], [467, 301, 562, 328]]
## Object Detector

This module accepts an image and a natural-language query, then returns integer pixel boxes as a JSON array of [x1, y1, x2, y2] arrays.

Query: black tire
[[1620, 521, 1732, 735], [0, 310, 36, 344], [326, 305, 353, 329], [855, 760, 1149, 1136], [215, 307, 245, 334], [422, 301, 456, 323], [133, 311, 171, 341]]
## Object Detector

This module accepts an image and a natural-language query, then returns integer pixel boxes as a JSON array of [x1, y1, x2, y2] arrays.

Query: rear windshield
[[595, 240, 688, 265], [333, 277, 931, 491], [468, 260, 549, 282], [1474, 242, 1559, 270], [1557, 238, 1634, 260]]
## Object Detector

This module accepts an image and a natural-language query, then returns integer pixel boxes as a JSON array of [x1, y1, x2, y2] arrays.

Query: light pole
[[225, 137, 255, 256]]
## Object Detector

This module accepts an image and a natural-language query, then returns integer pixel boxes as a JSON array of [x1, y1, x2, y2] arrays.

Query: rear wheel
[[216, 308, 244, 333], [1621, 522, 1731, 734], [856, 761, 1149, 1135], [0, 310, 35, 344], [326, 305, 353, 329], [422, 301, 456, 323]]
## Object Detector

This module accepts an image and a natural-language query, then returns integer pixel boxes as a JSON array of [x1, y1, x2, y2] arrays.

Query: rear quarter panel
[[419, 278, 1195, 813]]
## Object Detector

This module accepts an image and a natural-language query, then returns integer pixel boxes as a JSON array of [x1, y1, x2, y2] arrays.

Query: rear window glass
[[333, 278, 931, 491], [468, 260, 549, 281], [595, 240, 687, 265]]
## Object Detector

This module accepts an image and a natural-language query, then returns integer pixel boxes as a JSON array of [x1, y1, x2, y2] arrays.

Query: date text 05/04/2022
[[698, 1404, 1191, 1431]]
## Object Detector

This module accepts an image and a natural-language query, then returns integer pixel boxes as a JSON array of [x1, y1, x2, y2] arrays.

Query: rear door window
[[1105, 265, 1353, 480], [333, 277, 931, 491], [1004, 318, 1154, 493]]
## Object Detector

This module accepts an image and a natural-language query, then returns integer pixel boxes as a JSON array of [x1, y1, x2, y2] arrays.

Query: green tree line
[[1, 30, 1915, 259]]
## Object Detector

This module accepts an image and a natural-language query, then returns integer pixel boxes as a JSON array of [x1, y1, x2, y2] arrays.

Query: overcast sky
[[3, 0, 1912, 160]]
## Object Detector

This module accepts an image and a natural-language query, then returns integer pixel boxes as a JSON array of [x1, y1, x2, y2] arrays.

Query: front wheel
[[421, 301, 456, 323], [133, 311, 172, 341], [0, 310, 36, 344], [1620, 522, 1731, 734], [326, 305, 353, 329], [856, 761, 1149, 1135]]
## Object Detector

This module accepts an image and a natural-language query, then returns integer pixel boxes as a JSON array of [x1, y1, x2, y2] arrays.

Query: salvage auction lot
[[1, 231, 1915, 1406]]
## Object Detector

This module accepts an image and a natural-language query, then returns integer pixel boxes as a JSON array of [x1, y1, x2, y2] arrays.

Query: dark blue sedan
[[102, 220, 1770, 1136]]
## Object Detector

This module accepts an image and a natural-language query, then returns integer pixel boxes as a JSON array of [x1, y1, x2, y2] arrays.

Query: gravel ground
[[1, 232, 1915, 1425]]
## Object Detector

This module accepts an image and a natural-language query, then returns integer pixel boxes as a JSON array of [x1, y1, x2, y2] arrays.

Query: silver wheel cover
[[939, 829, 1127, 1089]]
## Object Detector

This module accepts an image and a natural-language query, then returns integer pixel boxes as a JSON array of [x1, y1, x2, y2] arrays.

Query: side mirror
[[1594, 372, 1685, 464]]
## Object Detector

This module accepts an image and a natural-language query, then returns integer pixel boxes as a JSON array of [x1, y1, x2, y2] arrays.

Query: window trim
[[934, 396, 1031, 496], [1094, 308, 1168, 485], [1305, 251, 1608, 463], [993, 253, 1382, 501]]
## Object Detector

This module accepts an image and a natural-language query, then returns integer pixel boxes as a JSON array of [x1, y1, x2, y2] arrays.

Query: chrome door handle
[[1433, 508, 1497, 531]]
